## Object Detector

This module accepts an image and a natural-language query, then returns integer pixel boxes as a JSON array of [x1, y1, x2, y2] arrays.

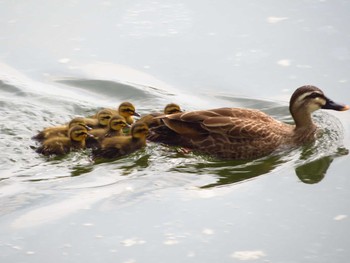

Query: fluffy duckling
[[117, 101, 141, 125], [148, 85, 349, 159], [84, 109, 114, 129], [32, 117, 90, 142], [89, 102, 140, 125], [86, 115, 130, 148], [36, 125, 90, 156], [92, 122, 149, 159], [137, 103, 182, 128]]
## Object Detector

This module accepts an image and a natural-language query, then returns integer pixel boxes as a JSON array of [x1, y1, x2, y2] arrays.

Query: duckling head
[[68, 117, 92, 130], [164, 103, 182, 114], [118, 102, 140, 124], [68, 125, 89, 142], [130, 122, 149, 139], [97, 109, 114, 126], [109, 115, 130, 131], [290, 85, 349, 128]]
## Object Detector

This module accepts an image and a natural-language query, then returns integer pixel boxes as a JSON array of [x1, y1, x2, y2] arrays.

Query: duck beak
[[133, 111, 141, 117], [322, 98, 350, 111], [80, 123, 92, 130], [87, 133, 95, 138]]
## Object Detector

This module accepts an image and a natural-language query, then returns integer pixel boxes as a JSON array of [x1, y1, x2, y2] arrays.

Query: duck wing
[[161, 108, 276, 139]]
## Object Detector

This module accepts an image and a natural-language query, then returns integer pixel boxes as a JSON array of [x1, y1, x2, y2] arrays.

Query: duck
[[85, 114, 130, 148], [90, 102, 140, 125], [92, 122, 149, 159], [32, 117, 90, 142], [148, 85, 349, 160], [36, 125, 90, 156], [137, 103, 182, 128], [117, 101, 140, 125], [83, 108, 115, 129]]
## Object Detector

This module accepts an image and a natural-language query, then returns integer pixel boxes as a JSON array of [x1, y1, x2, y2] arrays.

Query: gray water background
[[1, 1, 350, 262]]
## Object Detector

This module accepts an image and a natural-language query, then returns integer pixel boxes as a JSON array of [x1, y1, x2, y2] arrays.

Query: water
[[1, 1, 350, 262]]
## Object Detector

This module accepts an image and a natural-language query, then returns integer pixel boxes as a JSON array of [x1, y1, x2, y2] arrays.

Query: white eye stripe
[[295, 91, 323, 103]]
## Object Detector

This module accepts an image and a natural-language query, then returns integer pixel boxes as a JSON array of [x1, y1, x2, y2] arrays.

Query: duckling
[[117, 101, 140, 125], [148, 85, 349, 160], [36, 125, 90, 156], [92, 122, 149, 159], [137, 103, 182, 128], [84, 109, 114, 129], [32, 117, 90, 142], [86, 115, 130, 148]]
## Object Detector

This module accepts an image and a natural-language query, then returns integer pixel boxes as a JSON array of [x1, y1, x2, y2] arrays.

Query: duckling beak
[[322, 98, 350, 111], [86, 133, 95, 138], [80, 124, 92, 130]]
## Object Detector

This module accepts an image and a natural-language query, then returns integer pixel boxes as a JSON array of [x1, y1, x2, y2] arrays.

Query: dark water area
[[1, 1, 350, 263]]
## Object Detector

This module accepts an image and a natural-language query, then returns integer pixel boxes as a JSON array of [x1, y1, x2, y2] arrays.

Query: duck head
[[96, 109, 114, 126], [68, 125, 90, 142], [68, 117, 92, 130], [130, 122, 149, 139], [109, 114, 130, 131], [118, 102, 140, 124], [164, 103, 182, 114], [289, 85, 349, 128]]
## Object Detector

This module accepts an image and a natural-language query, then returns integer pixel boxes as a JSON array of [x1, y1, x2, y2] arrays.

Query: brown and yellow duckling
[[92, 122, 149, 159], [90, 102, 140, 125], [86, 115, 130, 148], [32, 117, 90, 142], [148, 85, 349, 160], [36, 125, 91, 156], [83, 109, 114, 129], [117, 101, 140, 125], [137, 103, 182, 128]]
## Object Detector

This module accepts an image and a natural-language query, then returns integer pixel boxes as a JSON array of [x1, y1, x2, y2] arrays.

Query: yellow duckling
[[117, 101, 141, 125], [148, 85, 349, 159], [86, 115, 130, 148], [36, 125, 90, 156], [137, 103, 182, 128], [92, 122, 149, 159], [83, 109, 114, 129], [32, 117, 90, 142]]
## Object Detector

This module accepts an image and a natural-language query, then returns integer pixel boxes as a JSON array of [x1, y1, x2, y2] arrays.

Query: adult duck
[[148, 85, 349, 159]]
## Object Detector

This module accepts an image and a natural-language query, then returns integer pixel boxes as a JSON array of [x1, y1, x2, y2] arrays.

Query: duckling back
[[36, 125, 89, 156], [32, 117, 88, 142], [92, 122, 148, 159]]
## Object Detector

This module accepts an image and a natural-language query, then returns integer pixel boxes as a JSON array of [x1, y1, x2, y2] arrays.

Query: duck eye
[[306, 93, 323, 100]]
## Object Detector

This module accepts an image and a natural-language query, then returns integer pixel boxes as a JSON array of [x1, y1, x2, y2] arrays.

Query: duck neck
[[71, 140, 85, 149], [132, 136, 146, 146], [291, 107, 316, 130], [291, 109, 318, 142]]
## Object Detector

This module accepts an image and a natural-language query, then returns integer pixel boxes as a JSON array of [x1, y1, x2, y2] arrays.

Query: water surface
[[1, 1, 350, 263]]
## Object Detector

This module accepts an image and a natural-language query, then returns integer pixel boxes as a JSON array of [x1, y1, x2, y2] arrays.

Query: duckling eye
[[136, 128, 147, 133], [101, 116, 111, 120], [113, 121, 124, 125], [167, 109, 178, 114]]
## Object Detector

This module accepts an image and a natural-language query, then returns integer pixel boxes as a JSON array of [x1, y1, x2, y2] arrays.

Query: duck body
[[86, 115, 129, 148], [32, 117, 89, 142], [36, 126, 89, 156], [92, 122, 149, 159], [148, 86, 349, 160]]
